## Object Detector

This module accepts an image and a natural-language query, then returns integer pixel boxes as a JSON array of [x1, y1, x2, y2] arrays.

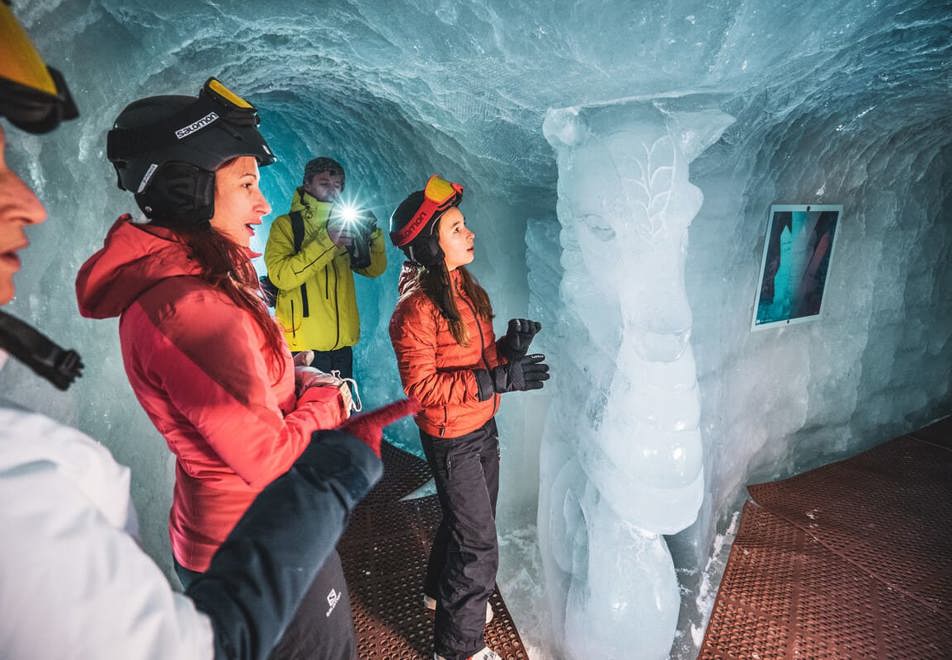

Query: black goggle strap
[[0, 310, 83, 391], [44, 66, 78, 117], [0, 65, 77, 112]]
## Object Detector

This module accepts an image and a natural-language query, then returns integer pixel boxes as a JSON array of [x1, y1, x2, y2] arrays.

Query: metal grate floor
[[700, 417, 952, 659], [339, 441, 528, 659]]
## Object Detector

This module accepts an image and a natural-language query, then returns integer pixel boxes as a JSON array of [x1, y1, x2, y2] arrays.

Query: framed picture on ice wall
[[751, 204, 843, 331]]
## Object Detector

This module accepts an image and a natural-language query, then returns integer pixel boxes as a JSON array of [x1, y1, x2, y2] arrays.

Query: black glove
[[361, 209, 378, 233], [498, 318, 542, 361], [344, 210, 377, 270], [475, 353, 550, 400]]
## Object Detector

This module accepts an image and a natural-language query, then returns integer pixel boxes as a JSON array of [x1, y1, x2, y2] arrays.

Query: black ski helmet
[[389, 175, 463, 267], [106, 78, 276, 229], [390, 191, 443, 266]]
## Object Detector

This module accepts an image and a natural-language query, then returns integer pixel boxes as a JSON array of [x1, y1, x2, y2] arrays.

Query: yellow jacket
[[264, 189, 386, 351]]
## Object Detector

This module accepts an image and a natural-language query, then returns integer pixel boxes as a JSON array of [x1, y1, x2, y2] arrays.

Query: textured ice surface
[[2, 1, 951, 658]]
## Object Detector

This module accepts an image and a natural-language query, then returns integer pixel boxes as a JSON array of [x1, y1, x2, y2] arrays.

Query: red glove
[[338, 398, 421, 458]]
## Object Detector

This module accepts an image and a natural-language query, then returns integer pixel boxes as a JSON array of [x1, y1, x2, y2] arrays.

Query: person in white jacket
[[0, 401, 217, 658], [0, 5, 415, 658]]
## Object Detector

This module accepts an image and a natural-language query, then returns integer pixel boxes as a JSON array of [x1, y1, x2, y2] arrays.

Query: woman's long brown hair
[[179, 226, 287, 376], [418, 259, 494, 346]]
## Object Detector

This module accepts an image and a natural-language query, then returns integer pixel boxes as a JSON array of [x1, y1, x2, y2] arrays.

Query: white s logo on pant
[[326, 588, 341, 617]]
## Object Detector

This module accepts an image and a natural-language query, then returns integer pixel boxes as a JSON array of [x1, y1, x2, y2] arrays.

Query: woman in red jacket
[[388, 175, 550, 660], [77, 80, 358, 660]]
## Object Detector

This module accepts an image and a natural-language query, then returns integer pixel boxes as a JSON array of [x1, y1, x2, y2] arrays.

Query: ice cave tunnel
[[3, 1, 951, 658]]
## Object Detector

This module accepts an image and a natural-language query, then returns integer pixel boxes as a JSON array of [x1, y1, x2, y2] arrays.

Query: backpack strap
[[290, 210, 305, 254], [289, 210, 309, 318]]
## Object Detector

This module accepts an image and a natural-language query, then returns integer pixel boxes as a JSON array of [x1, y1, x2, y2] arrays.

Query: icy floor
[[496, 525, 551, 659]]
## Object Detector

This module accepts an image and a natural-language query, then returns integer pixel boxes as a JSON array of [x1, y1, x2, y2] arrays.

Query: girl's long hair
[[179, 226, 287, 376], [417, 257, 493, 346]]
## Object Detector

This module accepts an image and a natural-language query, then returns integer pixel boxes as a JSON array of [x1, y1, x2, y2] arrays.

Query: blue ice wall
[[3, 1, 950, 657]]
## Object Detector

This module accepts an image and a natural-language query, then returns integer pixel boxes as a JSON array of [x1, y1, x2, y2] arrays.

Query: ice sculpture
[[538, 94, 734, 659]]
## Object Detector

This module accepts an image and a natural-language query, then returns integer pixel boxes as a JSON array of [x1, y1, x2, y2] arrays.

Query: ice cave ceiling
[[16, 0, 952, 229]]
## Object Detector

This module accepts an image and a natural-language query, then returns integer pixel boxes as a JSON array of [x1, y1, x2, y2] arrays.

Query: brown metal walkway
[[700, 417, 952, 659], [339, 442, 529, 659]]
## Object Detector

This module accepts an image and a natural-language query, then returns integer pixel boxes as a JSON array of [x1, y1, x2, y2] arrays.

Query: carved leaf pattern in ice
[[630, 135, 676, 244]]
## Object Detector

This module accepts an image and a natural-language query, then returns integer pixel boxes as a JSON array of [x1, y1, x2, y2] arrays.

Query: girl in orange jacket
[[388, 175, 549, 660]]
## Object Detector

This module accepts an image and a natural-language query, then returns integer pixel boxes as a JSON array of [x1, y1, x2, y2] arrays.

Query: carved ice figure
[[538, 95, 734, 659]]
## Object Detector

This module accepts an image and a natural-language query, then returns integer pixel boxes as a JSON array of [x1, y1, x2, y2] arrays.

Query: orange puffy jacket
[[389, 265, 503, 438]]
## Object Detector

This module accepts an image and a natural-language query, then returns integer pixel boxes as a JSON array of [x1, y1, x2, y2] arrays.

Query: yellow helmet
[[0, 0, 78, 133]]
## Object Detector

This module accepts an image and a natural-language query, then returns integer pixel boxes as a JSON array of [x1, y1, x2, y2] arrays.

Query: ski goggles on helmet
[[391, 174, 464, 246], [0, 0, 79, 134], [201, 77, 260, 127]]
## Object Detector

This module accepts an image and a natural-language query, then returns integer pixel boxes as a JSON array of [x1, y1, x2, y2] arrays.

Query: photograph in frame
[[752, 204, 843, 330]]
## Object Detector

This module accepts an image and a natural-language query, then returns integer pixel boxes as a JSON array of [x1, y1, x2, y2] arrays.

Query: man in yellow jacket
[[265, 157, 386, 378]]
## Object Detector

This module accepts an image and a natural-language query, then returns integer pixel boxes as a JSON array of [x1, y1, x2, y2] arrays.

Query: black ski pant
[[292, 346, 353, 380], [310, 346, 353, 380], [420, 418, 500, 660], [178, 549, 357, 660], [175, 431, 377, 660]]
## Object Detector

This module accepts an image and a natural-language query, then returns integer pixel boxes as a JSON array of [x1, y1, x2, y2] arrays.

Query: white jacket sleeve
[[0, 406, 214, 660]]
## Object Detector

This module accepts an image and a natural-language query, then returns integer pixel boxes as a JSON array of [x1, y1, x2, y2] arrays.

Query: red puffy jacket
[[389, 264, 503, 438], [76, 216, 347, 571]]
